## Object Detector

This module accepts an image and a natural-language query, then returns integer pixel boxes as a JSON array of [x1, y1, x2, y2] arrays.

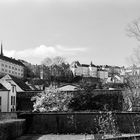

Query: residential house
[[0, 81, 16, 112], [0, 74, 42, 111]]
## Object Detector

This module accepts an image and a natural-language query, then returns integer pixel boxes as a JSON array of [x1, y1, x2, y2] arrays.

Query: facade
[[0, 45, 24, 78], [125, 65, 140, 76], [0, 74, 42, 111], [0, 84, 9, 112], [98, 70, 108, 79], [71, 61, 98, 78], [70, 61, 108, 79], [70, 61, 126, 81], [0, 81, 16, 112]]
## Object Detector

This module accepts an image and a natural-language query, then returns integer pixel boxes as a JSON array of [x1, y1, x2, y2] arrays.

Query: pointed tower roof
[[1, 42, 4, 56], [90, 61, 93, 66], [89, 61, 96, 67]]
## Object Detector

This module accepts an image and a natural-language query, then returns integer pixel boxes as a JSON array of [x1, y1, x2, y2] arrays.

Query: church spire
[[1, 42, 3, 56], [90, 61, 93, 66]]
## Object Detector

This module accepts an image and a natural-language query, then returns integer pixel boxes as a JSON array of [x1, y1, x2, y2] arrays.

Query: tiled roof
[[0, 55, 25, 66], [10, 75, 32, 91], [81, 64, 89, 67]]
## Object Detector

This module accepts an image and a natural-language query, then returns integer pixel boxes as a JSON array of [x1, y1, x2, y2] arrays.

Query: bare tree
[[124, 19, 140, 111], [53, 56, 65, 65], [127, 18, 140, 41], [126, 19, 140, 65], [41, 57, 53, 66], [41, 56, 73, 85]]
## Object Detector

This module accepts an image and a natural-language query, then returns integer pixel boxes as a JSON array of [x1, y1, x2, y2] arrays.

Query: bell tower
[[0, 42, 4, 56]]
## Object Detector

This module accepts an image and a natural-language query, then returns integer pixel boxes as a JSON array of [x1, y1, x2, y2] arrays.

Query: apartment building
[[0, 44, 24, 78], [70, 61, 108, 79]]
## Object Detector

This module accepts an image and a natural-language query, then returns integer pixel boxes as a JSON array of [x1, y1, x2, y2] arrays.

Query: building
[[70, 61, 108, 80], [0, 74, 42, 111], [98, 69, 108, 79], [0, 44, 25, 78], [125, 65, 140, 76], [0, 81, 16, 112], [71, 61, 98, 78]]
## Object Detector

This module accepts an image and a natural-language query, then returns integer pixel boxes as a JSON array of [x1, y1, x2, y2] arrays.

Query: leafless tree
[[126, 19, 140, 65], [124, 19, 140, 111], [127, 18, 140, 41]]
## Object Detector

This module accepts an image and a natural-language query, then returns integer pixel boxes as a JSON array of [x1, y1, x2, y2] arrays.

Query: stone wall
[[0, 119, 25, 140], [0, 112, 17, 120], [18, 112, 140, 134]]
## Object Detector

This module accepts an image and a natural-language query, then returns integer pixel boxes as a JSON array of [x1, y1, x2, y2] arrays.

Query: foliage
[[68, 89, 123, 111], [94, 112, 120, 136], [123, 71, 140, 111], [31, 88, 72, 112]]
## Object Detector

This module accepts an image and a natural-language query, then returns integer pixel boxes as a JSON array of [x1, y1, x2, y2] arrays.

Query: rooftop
[[0, 55, 25, 67]]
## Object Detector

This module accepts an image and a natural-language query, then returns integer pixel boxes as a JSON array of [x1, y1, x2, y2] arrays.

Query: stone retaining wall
[[0, 112, 17, 120], [0, 119, 25, 140], [18, 112, 140, 134]]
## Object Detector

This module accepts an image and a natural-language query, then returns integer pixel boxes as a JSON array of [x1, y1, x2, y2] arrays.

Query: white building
[[98, 70, 108, 79], [0, 44, 24, 78], [71, 61, 98, 78], [0, 80, 16, 112]]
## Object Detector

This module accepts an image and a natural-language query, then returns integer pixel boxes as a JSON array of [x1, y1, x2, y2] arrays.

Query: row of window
[[1, 63, 23, 72], [1, 68, 23, 76]]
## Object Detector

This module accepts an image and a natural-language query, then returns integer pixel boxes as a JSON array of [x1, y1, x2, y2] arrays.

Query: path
[[15, 134, 93, 140]]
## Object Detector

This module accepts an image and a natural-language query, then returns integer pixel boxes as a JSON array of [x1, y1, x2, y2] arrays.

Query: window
[[15, 68, 17, 70], [2, 68, 4, 71], [0, 97, 1, 112], [9, 70, 11, 73], [5, 69, 7, 72], [11, 106, 15, 112], [1, 64, 4, 66], [12, 67, 14, 69], [11, 96, 15, 105], [5, 64, 7, 67], [9, 66, 11, 69], [12, 86, 14, 93]]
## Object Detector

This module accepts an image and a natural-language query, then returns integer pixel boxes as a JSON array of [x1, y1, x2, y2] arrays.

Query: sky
[[0, 0, 140, 66]]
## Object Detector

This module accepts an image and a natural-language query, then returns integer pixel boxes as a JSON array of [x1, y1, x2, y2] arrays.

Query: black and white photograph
[[1, 0, 140, 140]]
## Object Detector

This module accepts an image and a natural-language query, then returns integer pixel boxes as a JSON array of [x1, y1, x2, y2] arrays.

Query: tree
[[127, 18, 140, 65], [123, 69, 140, 111], [41, 56, 73, 84], [41, 57, 53, 66], [124, 19, 140, 111], [31, 88, 72, 112], [127, 18, 140, 41]]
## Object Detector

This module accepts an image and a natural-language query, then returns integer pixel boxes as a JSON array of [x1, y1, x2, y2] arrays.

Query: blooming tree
[[31, 88, 72, 112]]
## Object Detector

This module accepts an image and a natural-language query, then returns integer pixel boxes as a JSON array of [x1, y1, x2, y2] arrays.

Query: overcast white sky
[[1, 0, 140, 66]]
